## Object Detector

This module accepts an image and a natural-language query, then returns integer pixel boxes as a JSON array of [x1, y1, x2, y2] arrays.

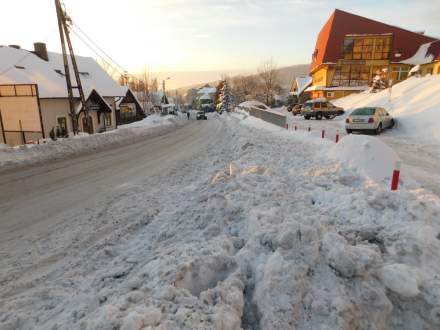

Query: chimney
[[34, 42, 48, 61], [8, 45, 21, 49]]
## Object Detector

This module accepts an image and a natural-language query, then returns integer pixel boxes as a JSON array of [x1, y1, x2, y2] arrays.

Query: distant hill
[[171, 64, 310, 95], [276, 64, 310, 89]]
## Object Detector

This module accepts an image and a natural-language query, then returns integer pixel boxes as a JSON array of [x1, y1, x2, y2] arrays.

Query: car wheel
[[375, 123, 383, 135], [389, 119, 395, 128], [346, 129, 352, 134], [304, 116, 310, 120], [316, 113, 322, 120]]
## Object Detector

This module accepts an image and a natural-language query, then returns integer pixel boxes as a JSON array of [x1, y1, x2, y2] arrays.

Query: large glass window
[[343, 36, 391, 61], [332, 65, 370, 87]]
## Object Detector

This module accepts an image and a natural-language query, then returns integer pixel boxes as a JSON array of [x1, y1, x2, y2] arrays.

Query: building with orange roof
[[306, 9, 437, 100]]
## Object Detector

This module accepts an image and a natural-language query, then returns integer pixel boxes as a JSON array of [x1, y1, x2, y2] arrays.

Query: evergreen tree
[[219, 80, 233, 112]]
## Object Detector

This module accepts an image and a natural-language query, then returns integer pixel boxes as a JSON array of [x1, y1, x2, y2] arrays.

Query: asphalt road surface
[[0, 118, 222, 244]]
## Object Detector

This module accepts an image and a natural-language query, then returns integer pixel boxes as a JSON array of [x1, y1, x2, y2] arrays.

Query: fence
[[246, 106, 287, 128], [1, 130, 44, 146]]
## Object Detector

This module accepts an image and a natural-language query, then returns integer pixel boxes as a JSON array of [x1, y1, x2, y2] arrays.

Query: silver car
[[345, 107, 394, 135]]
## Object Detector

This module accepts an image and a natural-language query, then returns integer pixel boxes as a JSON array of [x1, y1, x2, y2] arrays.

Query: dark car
[[196, 111, 207, 120], [301, 100, 344, 120]]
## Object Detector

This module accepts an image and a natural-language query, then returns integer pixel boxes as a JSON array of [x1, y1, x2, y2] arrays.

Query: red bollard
[[321, 129, 325, 139], [391, 160, 401, 191], [336, 132, 340, 143]]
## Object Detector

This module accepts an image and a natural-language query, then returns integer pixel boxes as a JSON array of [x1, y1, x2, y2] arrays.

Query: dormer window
[[79, 72, 90, 77], [14, 65, 25, 69], [54, 69, 65, 76]]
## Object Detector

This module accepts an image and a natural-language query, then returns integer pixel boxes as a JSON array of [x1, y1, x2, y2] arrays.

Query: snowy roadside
[[0, 114, 186, 172], [2, 113, 440, 329]]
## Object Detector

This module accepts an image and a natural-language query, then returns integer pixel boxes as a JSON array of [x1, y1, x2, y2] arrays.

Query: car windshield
[[351, 108, 376, 116], [304, 102, 314, 108]]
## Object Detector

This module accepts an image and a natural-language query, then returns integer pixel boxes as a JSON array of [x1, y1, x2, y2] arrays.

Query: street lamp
[[162, 77, 171, 105]]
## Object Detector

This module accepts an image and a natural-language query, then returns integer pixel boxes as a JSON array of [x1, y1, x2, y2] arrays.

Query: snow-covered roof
[[75, 89, 114, 114], [292, 76, 313, 95], [400, 40, 440, 65], [199, 93, 212, 100], [118, 87, 144, 111], [0, 46, 125, 98], [197, 86, 216, 95]]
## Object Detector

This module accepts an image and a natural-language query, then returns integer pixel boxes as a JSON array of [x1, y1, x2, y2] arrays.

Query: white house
[[0, 43, 125, 136]]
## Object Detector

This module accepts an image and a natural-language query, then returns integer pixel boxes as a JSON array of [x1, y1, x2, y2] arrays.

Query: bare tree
[[258, 58, 279, 106], [231, 75, 260, 104]]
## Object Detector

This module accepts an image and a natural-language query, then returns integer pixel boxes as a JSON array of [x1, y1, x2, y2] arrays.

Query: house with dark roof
[[116, 87, 146, 125], [0, 43, 125, 136], [306, 9, 437, 100]]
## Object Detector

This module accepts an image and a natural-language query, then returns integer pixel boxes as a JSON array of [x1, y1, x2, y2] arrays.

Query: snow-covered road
[[285, 114, 440, 196], [1, 113, 440, 330]]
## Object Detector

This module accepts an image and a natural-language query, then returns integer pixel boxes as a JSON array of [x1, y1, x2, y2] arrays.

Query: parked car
[[301, 100, 344, 120], [196, 111, 207, 120], [291, 104, 303, 116], [345, 107, 394, 135]]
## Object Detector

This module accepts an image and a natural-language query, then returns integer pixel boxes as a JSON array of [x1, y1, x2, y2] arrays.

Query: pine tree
[[219, 80, 233, 112]]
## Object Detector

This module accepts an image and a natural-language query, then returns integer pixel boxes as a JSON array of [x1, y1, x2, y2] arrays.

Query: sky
[[1, 0, 440, 88]]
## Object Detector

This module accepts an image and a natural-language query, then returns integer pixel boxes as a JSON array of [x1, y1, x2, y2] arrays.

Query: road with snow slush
[[1, 113, 440, 330]]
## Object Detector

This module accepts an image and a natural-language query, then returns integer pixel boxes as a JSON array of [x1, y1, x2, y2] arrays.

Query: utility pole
[[55, 0, 91, 134]]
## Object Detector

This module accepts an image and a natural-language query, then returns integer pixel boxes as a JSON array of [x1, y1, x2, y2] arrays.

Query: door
[[82, 116, 93, 134], [57, 117, 68, 137]]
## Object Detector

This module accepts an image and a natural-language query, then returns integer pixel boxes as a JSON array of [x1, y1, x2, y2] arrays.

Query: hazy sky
[[1, 0, 439, 77]]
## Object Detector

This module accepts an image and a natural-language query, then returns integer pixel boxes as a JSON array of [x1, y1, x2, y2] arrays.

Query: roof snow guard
[[310, 9, 436, 72]]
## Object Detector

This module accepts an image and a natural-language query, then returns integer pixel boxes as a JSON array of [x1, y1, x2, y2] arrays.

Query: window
[[351, 108, 376, 116], [342, 36, 391, 61], [391, 66, 410, 82], [104, 113, 112, 126], [332, 65, 370, 87], [326, 92, 335, 98]]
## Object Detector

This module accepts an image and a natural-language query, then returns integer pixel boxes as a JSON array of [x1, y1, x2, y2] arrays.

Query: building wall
[[311, 90, 358, 100], [40, 97, 117, 136], [312, 66, 328, 86], [0, 84, 43, 146], [419, 62, 440, 76], [39, 99, 72, 137]]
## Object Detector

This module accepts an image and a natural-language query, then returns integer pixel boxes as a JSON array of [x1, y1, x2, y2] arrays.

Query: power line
[[69, 27, 125, 77], [71, 22, 129, 75]]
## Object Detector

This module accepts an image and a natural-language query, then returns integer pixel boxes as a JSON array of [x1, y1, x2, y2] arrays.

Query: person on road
[[187, 112, 190, 120]]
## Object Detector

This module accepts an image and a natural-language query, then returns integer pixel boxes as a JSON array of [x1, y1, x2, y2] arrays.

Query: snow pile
[[0, 115, 185, 171], [1, 114, 440, 329], [238, 100, 269, 110], [328, 134, 399, 183], [333, 75, 440, 143]]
